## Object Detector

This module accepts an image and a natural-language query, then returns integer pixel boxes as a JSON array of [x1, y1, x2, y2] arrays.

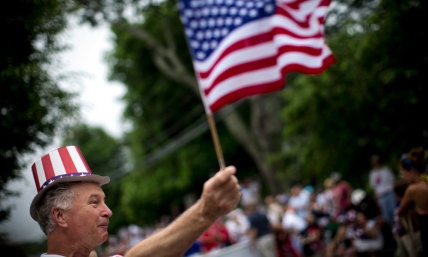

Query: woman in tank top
[[397, 146, 428, 256]]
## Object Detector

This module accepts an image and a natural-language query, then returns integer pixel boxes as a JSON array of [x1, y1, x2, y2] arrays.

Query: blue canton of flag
[[178, 0, 276, 61]]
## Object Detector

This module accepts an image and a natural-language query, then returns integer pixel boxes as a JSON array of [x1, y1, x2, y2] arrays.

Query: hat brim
[[30, 174, 110, 220]]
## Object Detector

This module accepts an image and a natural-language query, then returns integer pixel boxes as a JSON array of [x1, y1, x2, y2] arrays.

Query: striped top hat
[[30, 146, 110, 220]]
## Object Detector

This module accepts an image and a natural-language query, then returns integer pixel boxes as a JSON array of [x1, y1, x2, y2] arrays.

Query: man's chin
[[102, 231, 109, 241], [98, 230, 109, 244]]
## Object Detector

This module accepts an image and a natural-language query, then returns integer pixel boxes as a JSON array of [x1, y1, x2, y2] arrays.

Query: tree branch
[[116, 22, 198, 93]]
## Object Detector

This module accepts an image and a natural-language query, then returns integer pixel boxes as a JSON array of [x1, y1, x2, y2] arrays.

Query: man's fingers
[[222, 165, 236, 175], [207, 166, 237, 189], [200, 165, 241, 220], [219, 189, 241, 211], [203, 165, 240, 202]]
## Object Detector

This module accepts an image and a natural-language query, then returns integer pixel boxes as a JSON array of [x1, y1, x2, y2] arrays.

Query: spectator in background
[[241, 178, 261, 207], [369, 154, 396, 224], [117, 228, 130, 255], [330, 173, 352, 219], [104, 235, 121, 256], [308, 187, 330, 228], [392, 179, 410, 257], [282, 205, 307, 255], [276, 193, 289, 211], [198, 218, 232, 253], [288, 184, 311, 220], [225, 208, 250, 243], [322, 178, 336, 217], [264, 195, 284, 227], [300, 212, 325, 257], [128, 224, 144, 248], [352, 209, 384, 255], [397, 146, 428, 257], [244, 202, 277, 257], [325, 224, 356, 257]]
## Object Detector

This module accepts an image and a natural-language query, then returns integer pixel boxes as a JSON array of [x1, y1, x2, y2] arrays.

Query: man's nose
[[101, 202, 113, 218]]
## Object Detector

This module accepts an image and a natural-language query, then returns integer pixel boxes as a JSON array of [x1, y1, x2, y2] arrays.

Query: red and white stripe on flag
[[178, 0, 336, 113]]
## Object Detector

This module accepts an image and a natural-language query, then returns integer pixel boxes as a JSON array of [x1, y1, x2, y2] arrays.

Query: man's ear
[[51, 207, 68, 228]]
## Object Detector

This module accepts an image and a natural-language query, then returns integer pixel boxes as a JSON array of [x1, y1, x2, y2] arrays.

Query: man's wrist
[[193, 199, 218, 225]]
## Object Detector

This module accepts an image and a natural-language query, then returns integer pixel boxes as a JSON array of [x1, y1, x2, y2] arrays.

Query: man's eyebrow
[[88, 193, 105, 199]]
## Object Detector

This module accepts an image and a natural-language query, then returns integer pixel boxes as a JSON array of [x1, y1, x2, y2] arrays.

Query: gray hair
[[34, 183, 76, 235]]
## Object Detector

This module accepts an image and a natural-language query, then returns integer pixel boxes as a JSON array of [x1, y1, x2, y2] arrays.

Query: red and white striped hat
[[30, 146, 110, 220]]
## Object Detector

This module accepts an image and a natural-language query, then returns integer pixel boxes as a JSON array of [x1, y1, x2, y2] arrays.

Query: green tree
[[61, 124, 127, 177], [280, 0, 427, 186], [0, 0, 75, 222]]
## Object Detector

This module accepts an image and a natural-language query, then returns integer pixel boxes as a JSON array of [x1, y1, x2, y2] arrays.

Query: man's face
[[64, 182, 112, 248]]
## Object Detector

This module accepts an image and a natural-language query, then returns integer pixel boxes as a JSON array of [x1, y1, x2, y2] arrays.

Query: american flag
[[178, 0, 336, 113]]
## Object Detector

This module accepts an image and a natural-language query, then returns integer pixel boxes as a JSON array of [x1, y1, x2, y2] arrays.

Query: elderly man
[[30, 146, 241, 257]]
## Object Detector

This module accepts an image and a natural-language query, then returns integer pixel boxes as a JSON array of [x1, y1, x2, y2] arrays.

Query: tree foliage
[[0, 0, 76, 222], [280, 0, 427, 186], [61, 124, 127, 176]]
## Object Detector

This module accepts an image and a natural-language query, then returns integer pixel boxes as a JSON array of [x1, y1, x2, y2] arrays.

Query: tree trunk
[[250, 94, 284, 195], [222, 95, 285, 195]]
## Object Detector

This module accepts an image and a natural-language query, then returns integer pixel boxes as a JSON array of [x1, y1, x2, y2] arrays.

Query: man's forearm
[[124, 166, 241, 257], [125, 201, 213, 257]]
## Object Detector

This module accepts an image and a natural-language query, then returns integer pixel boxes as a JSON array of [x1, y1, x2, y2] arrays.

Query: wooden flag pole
[[207, 113, 226, 170]]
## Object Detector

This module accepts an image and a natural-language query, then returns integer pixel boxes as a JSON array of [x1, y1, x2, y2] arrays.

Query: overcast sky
[[0, 17, 126, 243]]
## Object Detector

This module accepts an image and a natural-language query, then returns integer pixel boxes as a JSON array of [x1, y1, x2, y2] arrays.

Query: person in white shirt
[[368, 155, 396, 224], [224, 208, 250, 243], [287, 184, 310, 220]]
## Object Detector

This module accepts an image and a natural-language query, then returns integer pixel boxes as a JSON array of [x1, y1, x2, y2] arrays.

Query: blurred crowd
[[102, 146, 427, 257]]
